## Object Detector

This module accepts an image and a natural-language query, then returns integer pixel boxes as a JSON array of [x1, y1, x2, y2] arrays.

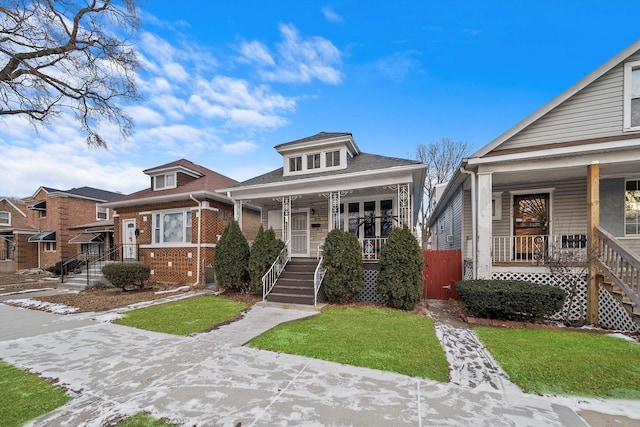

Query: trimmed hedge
[[102, 262, 150, 291], [248, 226, 285, 295], [213, 220, 250, 292], [321, 229, 364, 303], [376, 226, 424, 310], [456, 279, 566, 322]]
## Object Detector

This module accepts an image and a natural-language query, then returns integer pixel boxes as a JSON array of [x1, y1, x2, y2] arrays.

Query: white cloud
[[238, 40, 275, 66], [244, 23, 343, 85], [375, 51, 423, 81], [221, 140, 258, 155], [322, 6, 344, 24]]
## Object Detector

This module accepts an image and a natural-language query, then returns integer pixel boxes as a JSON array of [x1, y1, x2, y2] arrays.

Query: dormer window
[[326, 150, 340, 167], [154, 173, 176, 190], [289, 157, 302, 172], [307, 153, 321, 169]]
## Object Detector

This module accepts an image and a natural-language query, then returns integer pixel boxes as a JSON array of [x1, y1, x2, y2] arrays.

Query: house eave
[[102, 190, 233, 210]]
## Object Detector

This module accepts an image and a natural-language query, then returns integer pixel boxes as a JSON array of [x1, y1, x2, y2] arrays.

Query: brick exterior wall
[[112, 197, 242, 284]]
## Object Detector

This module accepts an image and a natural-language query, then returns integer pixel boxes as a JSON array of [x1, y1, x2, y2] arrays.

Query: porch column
[[476, 172, 493, 279], [330, 192, 341, 231], [234, 200, 243, 229], [397, 183, 411, 229], [282, 196, 291, 246], [587, 163, 600, 324]]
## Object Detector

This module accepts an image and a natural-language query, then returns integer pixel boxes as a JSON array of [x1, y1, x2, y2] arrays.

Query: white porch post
[[397, 183, 411, 228], [330, 192, 341, 231], [476, 172, 493, 279], [234, 200, 243, 229], [282, 196, 291, 246]]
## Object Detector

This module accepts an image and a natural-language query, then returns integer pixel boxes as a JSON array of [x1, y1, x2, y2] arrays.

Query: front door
[[290, 211, 309, 257], [513, 194, 549, 260], [122, 219, 137, 260]]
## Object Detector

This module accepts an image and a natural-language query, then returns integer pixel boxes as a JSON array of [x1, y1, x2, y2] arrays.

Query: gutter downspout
[[190, 195, 202, 287], [459, 164, 477, 279]]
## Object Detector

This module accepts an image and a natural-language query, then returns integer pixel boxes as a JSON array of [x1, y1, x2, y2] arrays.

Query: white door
[[290, 211, 309, 257], [122, 219, 137, 260]]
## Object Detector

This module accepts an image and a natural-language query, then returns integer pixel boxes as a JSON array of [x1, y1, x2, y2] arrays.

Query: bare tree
[[416, 138, 472, 249], [0, 0, 141, 147]]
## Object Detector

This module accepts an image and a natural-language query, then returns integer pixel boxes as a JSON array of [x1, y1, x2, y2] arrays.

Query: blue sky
[[2, 1, 640, 197]]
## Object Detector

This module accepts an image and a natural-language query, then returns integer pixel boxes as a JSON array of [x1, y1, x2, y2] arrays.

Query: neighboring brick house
[[0, 187, 122, 272], [24, 187, 122, 271], [0, 198, 30, 272], [102, 159, 261, 284]]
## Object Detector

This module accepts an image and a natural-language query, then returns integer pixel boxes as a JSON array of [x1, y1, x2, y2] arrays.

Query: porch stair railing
[[594, 226, 640, 325], [60, 244, 139, 289], [262, 241, 290, 301], [314, 256, 327, 305]]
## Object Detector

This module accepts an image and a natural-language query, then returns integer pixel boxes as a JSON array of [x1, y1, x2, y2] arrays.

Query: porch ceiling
[[491, 159, 640, 187], [243, 185, 402, 205]]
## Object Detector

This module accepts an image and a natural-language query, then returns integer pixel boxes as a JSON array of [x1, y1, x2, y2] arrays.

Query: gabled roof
[[227, 152, 424, 188], [472, 38, 640, 158], [142, 158, 206, 178], [28, 186, 122, 202], [0, 198, 27, 217], [103, 159, 238, 208]]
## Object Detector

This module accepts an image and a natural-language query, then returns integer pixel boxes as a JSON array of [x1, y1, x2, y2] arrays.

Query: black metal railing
[[60, 244, 139, 286]]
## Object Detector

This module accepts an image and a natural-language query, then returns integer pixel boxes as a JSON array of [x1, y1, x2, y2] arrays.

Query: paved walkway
[[1, 296, 639, 426]]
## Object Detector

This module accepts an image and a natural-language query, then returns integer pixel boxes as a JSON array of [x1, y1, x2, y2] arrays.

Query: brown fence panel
[[423, 250, 462, 299]]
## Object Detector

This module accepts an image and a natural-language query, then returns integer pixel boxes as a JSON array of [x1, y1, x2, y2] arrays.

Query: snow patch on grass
[[5, 298, 78, 314]]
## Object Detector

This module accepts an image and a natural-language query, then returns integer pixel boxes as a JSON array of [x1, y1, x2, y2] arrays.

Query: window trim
[[623, 60, 640, 131], [307, 153, 321, 170], [154, 172, 177, 190], [289, 156, 303, 172], [152, 208, 193, 246], [96, 206, 109, 221], [326, 150, 341, 167], [625, 178, 640, 236], [43, 241, 56, 252], [0, 210, 10, 226]]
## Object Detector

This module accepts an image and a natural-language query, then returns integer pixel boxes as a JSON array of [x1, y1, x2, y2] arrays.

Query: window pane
[[632, 98, 640, 128], [632, 68, 640, 98], [348, 202, 359, 236], [364, 201, 376, 238], [307, 153, 320, 169], [156, 175, 165, 188], [380, 200, 393, 237], [163, 212, 184, 242], [625, 180, 640, 235], [166, 173, 175, 187], [185, 212, 192, 242], [0, 211, 8, 224], [333, 151, 340, 166]]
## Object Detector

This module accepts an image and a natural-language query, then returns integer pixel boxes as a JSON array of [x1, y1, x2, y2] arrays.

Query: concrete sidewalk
[[0, 302, 639, 426]]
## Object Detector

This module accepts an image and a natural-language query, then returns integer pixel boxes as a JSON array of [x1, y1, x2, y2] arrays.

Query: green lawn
[[117, 412, 173, 426], [0, 360, 71, 427], [247, 306, 449, 382], [115, 295, 248, 336], [474, 327, 640, 399]]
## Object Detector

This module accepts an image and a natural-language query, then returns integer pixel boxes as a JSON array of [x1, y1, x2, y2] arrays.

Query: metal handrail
[[60, 243, 139, 286], [594, 226, 640, 309], [262, 241, 290, 301], [314, 256, 327, 306]]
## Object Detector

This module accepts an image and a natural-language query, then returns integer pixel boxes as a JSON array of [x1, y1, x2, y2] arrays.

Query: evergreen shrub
[[102, 262, 150, 291], [213, 220, 250, 291], [321, 229, 364, 303], [248, 226, 285, 295], [456, 279, 566, 322], [376, 226, 424, 310]]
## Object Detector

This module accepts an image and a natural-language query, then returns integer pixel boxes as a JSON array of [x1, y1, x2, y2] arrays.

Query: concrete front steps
[[266, 258, 319, 305], [59, 261, 111, 291]]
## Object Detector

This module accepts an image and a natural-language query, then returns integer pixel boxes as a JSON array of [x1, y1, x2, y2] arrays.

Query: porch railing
[[594, 226, 640, 309], [492, 234, 588, 264], [61, 244, 139, 285], [314, 256, 327, 306], [262, 241, 290, 301], [361, 237, 388, 261]]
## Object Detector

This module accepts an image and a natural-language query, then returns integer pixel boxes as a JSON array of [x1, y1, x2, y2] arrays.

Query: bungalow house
[[429, 40, 640, 332], [102, 159, 261, 286], [1, 187, 121, 273], [220, 131, 427, 304]]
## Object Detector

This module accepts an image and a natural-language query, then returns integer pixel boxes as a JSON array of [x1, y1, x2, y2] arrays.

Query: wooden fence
[[423, 250, 462, 299]]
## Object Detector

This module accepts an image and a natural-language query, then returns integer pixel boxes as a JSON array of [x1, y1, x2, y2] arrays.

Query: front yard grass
[[114, 295, 248, 336], [117, 412, 173, 426], [247, 306, 449, 382], [0, 360, 71, 427], [474, 326, 640, 399]]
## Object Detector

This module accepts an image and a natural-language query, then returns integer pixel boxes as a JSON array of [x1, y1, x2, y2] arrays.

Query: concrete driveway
[[1, 300, 639, 426]]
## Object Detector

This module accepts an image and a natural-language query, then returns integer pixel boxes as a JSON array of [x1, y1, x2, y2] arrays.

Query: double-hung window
[[326, 150, 340, 167], [624, 60, 640, 130], [154, 173, 176, 190], [153, 210, 193, 244], [96, 206, 108, 221], [289, 156, 302, 172], [307, 153, 321, 169], [625, 179, 640, 235], [0, 211, 9, 226]]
